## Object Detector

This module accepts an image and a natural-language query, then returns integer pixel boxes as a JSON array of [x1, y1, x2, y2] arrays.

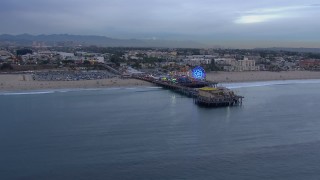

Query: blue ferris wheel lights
[[192, 66, 206, 80]]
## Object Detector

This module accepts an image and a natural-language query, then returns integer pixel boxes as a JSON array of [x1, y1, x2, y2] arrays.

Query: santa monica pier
[[131, 66, 244, 107]]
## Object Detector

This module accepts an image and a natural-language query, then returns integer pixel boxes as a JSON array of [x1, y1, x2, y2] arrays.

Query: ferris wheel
[[192, 66, 206, 80]]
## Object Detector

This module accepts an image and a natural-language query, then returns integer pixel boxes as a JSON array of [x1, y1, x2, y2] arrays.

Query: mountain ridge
[[0, 34, 207, 48]]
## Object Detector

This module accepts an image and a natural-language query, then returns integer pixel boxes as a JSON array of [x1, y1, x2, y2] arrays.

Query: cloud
[[235, 14, 283, 24], [235, 4, 320, 24], [0, 0, 320, 48]]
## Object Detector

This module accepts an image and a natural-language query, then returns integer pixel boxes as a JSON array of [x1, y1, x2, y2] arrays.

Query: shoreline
[[206, 71, 320, 83], [1, 71, 320, 92], [0, 74, 154, 92]]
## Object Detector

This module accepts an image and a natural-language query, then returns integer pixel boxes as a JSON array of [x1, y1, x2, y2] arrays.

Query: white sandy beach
[[0, 74, 153, 91], [1, 71, 320, 91]]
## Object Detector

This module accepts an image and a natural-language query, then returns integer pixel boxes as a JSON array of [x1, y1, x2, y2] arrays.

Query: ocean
[[1, 80, 320, 180]]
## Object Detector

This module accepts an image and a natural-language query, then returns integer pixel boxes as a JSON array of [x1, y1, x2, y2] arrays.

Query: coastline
[[1, 71, 320, 92], [206, 71, 320, 83], [0, 74, 153, 92]]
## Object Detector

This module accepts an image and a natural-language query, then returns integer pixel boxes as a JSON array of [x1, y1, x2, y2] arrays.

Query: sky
[[0, 0, 320, 48]]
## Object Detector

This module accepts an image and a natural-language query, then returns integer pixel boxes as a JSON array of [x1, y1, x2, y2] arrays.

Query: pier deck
[[133, 75, 198, 97], [132, 75, 244, 107]]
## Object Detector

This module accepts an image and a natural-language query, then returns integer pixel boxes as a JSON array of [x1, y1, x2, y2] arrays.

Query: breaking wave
[[0, 86, 162, 96], [0, 91, 56, 96]]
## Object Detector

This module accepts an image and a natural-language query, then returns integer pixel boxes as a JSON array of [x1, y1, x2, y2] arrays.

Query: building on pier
[[195, 87, 243, 107]]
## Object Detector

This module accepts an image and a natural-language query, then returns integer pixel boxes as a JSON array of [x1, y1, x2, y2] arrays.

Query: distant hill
[[0, 34, 206, 48], [255, 47, 320, 54]]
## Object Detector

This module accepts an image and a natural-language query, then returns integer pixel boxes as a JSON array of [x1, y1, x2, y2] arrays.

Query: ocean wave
[[0, 86, 161, 96], [0, 88, 104, 96], [221, 79, 320, 89], [0, 91, 55, 96]]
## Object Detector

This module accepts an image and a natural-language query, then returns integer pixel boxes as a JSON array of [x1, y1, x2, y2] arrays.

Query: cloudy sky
[[1, 0, 320, 48]]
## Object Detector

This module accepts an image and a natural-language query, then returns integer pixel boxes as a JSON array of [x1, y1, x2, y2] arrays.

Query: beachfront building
[[0, 50, 15, 63], [215, 57, 236, 71], [20, 53, 36, 64], [145, 51, 167, 58], [92, 57, 105, 64], [38, 51, 57, 56], [183, 55, 213, 66], [215, 57, 258, 71], [160, 62, 176, 67], [234, 59, 259, 71], [215, 58, 236, 65], [58, 52, 75, 60], [299, 59, 320, 70]]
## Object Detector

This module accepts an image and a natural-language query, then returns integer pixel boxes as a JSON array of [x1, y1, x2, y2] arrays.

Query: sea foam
[[0, 91, 55, 96]]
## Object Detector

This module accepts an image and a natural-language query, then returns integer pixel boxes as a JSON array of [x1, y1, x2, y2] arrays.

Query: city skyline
[[1, 0, 320, 48]]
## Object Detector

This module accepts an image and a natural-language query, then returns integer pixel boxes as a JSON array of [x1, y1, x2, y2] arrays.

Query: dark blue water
[[1, 81, 320, 180]]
